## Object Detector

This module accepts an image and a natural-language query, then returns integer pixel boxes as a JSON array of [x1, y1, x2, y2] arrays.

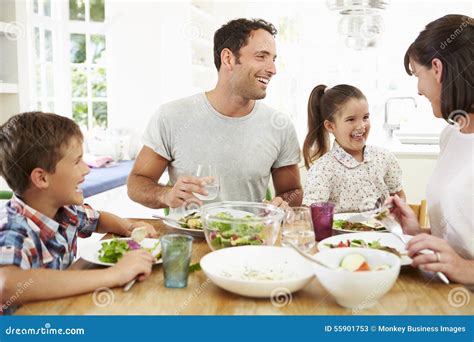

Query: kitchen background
[[0, 0, 472, 217]]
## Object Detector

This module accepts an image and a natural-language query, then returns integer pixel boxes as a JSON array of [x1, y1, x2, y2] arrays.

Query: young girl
[[302, 84, 406, 213]]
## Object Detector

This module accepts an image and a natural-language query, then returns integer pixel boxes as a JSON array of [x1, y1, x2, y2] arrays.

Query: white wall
[[106, 1, 193, 134]]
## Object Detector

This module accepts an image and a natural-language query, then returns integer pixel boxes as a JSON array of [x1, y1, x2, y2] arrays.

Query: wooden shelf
[[0, 83, 19, 94]]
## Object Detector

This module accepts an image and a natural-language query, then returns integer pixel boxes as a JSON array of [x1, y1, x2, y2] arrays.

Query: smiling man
[[128, 18, 302, 210]]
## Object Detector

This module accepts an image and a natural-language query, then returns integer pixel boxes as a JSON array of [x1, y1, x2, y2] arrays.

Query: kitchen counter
[[387, 142, 439, 158]]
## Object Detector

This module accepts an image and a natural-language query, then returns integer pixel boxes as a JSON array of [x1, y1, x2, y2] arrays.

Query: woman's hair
[[404, 14, 473, 119], [302, 84, 366, 169]]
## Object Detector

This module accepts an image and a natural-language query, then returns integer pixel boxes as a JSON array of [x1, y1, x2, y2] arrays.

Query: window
[[69, 0, 107, 129], [32, 0, 55, 112], [29, 0, 107, 130]]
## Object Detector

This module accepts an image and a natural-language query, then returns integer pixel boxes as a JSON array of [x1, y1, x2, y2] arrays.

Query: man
[[127, 18, 302, 210]]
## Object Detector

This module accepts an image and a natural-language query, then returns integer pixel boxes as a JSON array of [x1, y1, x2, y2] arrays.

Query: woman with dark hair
[[387, 14, 473, 284]]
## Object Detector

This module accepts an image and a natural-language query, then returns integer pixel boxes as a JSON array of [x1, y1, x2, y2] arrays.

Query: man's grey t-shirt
[[143, 93, 301, 203]]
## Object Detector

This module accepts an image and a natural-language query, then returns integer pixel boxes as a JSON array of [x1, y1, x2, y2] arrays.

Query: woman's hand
[[385, 194, 421, 235], [407, 233, 474, 285]]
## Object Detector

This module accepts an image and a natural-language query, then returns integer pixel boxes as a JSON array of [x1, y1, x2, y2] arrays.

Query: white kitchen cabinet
[[0, 0, 31, 125], [395, 153, 437, 204], [189, 0, 217, 92]]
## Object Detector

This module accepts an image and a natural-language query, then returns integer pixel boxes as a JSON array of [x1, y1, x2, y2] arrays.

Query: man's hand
[[163, 176, 208, 208]]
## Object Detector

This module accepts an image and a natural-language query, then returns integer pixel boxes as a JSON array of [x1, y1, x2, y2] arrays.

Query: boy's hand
[[110, 250, 154, 286], [124, 221, 158, 238]]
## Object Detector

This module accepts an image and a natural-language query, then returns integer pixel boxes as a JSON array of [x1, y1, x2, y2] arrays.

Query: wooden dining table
[[16, 219, 473, 315]]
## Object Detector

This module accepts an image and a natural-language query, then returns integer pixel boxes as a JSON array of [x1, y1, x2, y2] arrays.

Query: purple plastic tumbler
[[310, 202, 335, 242]]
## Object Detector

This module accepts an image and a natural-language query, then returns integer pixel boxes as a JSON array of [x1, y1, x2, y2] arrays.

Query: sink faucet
[[384, 97, 417, 139]]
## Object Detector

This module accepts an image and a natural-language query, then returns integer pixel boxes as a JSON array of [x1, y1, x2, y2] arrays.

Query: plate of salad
[[162, 211, 205, 238], [332, 213, 388, 233], [81, 237, 162, 266], [317, 232, 412, 266]]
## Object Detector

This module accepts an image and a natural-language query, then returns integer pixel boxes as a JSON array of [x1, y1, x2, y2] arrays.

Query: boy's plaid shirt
[[0, 195, 100, 270], [0, 195, 100, 314]]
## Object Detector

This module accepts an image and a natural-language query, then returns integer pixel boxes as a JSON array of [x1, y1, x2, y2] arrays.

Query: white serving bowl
[[312, 247, 401, 309], [200, 246, 314, 298]]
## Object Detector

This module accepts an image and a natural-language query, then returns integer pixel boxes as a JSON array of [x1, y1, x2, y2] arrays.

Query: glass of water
[[193, 164, 219, 201], [281, 207, 316, 252]]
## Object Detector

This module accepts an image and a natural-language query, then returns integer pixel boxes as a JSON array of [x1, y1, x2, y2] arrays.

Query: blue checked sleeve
[[74, 204, 100, 238], [0, 228, 33, 269]]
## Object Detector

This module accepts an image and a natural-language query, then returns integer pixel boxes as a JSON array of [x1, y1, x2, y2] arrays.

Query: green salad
[[207, 212, 265, 249], [178, 212, 203, 230], [98, 237, 161, 263], [333, 219, 386, 231], [325, 239, 401, 257]]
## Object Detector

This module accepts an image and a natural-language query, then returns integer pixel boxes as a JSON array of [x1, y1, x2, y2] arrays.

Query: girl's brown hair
[[404, 14, 473, 119], [302, 84, 366, 169]]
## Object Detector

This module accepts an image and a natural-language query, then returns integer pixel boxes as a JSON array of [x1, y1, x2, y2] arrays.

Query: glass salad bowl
[[200, 201, 285, 251]]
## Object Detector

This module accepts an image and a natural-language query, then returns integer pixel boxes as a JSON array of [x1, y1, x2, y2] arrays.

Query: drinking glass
[[193, 164, 219, 201], [310, 202, 335, 242], [280, 207, 316, 252], [161, 234, 193, 288]]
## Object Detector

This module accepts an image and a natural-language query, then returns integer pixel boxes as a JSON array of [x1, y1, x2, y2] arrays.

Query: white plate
[[318, 232, 413, 266], [164, 208, 258, 238], [200, 245, 314, 298], [81, 238, 162, 266], [163, 211, 205, 238], [332, 212, 388, 233]]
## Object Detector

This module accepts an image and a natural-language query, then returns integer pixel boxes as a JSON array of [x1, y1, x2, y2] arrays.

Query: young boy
[[0, 112, 157, 314]]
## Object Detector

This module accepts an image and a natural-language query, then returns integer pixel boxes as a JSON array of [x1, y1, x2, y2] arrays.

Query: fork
[[377, 215, 450, 284]]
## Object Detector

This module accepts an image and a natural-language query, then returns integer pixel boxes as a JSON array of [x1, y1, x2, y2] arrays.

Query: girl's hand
[[265, 197, 290, 211], [407, 233, 474, 285], [384, 194, 421, 235], [124, 221, 158, 238]]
